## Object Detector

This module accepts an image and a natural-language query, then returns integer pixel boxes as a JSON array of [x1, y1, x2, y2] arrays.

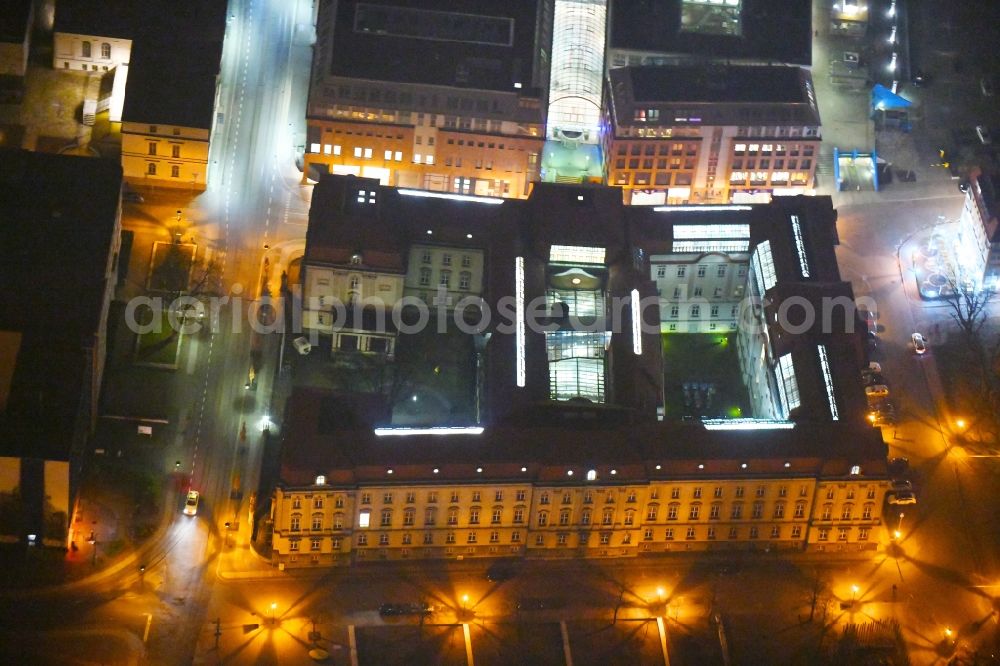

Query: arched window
[[537, 511, 548, 527], [646, 504, 658, 521], [403, 508, 415, 526], [311, 513, 323, 531], [101, 42, 111, 59], [559, 509, 571, 526]]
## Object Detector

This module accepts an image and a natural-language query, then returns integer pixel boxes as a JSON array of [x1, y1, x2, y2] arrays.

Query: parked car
[[379, 602, 431, 616], [183, 490, 200, 516], [912, 332, 927, 354], [865, 384, 890, 399], [888, 491, 917, 505], [486, 561, 517, 582]]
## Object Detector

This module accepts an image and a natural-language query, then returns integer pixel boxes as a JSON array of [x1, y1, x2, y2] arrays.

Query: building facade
[[957, 169, 1000, 292], [269, 177, 885, 568], [269, 420, 889, 568], [302, 0, 552, 197], [120, 122, 211, 189], [603, 65, 821, 204]]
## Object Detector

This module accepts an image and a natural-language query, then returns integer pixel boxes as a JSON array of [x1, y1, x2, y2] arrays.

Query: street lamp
[[461, 594, 469, 610], [896, 512, 905, 534], [851, 584, 860, 603], [270, 602, 278, 624], [87, 532, 97, 566]]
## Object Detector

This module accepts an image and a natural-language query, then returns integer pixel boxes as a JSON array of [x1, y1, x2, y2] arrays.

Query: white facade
[[403, 245, 485, 307], [652, 254, 749, 333], [302, 263, 404, 331], [957, 175, 999, 291], [53, 32, 132, 122]]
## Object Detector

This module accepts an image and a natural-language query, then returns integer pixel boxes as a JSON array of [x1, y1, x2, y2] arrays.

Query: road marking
[[656, 616, 671, 666], [560, 620, 573, 666], [348, 625, 359, 666], [142, 613, 153, 643], [463, 623, 474, 666], [186, 336, 198, 375]]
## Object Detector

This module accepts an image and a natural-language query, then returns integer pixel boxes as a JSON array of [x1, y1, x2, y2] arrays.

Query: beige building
[[268, 394, 890, 568], [120, 122, 211, 189]]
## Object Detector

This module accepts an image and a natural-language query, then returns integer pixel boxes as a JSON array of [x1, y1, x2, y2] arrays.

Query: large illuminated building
[[956, 168, 1000, 292], [302, 0, 553, 198], [603, 64, 821, 205], [268, 175, 886, 567]]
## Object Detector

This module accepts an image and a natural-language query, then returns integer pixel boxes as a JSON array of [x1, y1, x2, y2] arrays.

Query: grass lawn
[[148, 241, 195, 293], [391, 321, 476, 425], [134, 305, 181, 366], [661, 332, 750, 420]]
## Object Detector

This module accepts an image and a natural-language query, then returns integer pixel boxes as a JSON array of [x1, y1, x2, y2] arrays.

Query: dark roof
[[122, 41, 222, 128], [54, 0, 137, 38], [609, 0, 812, 67], [322, 0, 546, 92], [279, 387, 887, 486], [0, 0, 32, 43], [74, 1, 227, 128], [630, 65, 807, 105], [0, 150, 122, 460]]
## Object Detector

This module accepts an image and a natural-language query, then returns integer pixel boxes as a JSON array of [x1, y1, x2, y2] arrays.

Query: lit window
[[850, 465, 861, 475], [333, 145, 342, 156], [384, 150, 392, 160], [310, 143, 321, 154], [394, 151, 402, 161], [353, 147, 362, 158], [363, 148, 372, 159], [358, 510, 370, 528]]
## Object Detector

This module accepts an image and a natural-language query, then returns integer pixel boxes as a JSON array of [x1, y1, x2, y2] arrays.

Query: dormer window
[[351, 254, 362, 265]]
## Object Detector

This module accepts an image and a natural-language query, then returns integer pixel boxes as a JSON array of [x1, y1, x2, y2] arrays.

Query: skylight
[[549, 245, 606, 265], [817, 345, 839, 420], [790, 215, 810, 278]]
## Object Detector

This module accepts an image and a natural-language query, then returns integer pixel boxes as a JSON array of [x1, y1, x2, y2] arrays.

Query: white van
[[292, 337, 312, 355]]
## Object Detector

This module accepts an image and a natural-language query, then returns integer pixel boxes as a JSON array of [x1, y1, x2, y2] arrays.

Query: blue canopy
[[871, 84, 913, 111]]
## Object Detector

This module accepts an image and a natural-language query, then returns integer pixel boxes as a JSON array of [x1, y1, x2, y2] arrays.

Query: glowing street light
[[270, 602, 278, 624], [955, 418, 967, 430], [851, 584, 860, 602]]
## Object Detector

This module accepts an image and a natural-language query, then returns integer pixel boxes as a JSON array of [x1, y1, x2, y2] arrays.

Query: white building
[[957, 170, 1000, 291], [403, 245, 485, 307]]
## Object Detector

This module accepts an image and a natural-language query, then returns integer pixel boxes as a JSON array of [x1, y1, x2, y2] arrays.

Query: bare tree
[[941, 275, 1000, 440]]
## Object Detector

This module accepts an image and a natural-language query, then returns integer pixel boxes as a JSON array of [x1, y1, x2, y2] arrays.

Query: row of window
[[421, 251, 473, 267], [733, 144, 814, 156], [148, 143, 181, 158], [79, 41, 113, 59], [657, 263, 745, 279], [417, 268, 472, 290], [289, 482, 872, 515], [615, 142, 699, 157], [335, 523, 872, 549], [732, 159, 811, 170], [729, 171, 811, 185], [615, 157, 696, 170], [323, 106, 541, 138], [145, 163, 183, 178], [333, 499, 880, 532], [613, 172, 693, 187]]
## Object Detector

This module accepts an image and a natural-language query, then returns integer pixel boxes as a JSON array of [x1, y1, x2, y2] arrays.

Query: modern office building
[[271, 175, 881, 567], [603, 64, 821, 204], [303, 0, 553, 198], [0, 150, 124, 549]]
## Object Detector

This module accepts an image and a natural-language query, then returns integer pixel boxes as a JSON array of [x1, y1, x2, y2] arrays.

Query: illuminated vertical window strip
[[754, 240, 777, 293], [817, 345, 839, 420], [630, 289, 642, 355], [790, 215, 810, 278], [515, 256, 526, 387], [777, 353, 800, 414]]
